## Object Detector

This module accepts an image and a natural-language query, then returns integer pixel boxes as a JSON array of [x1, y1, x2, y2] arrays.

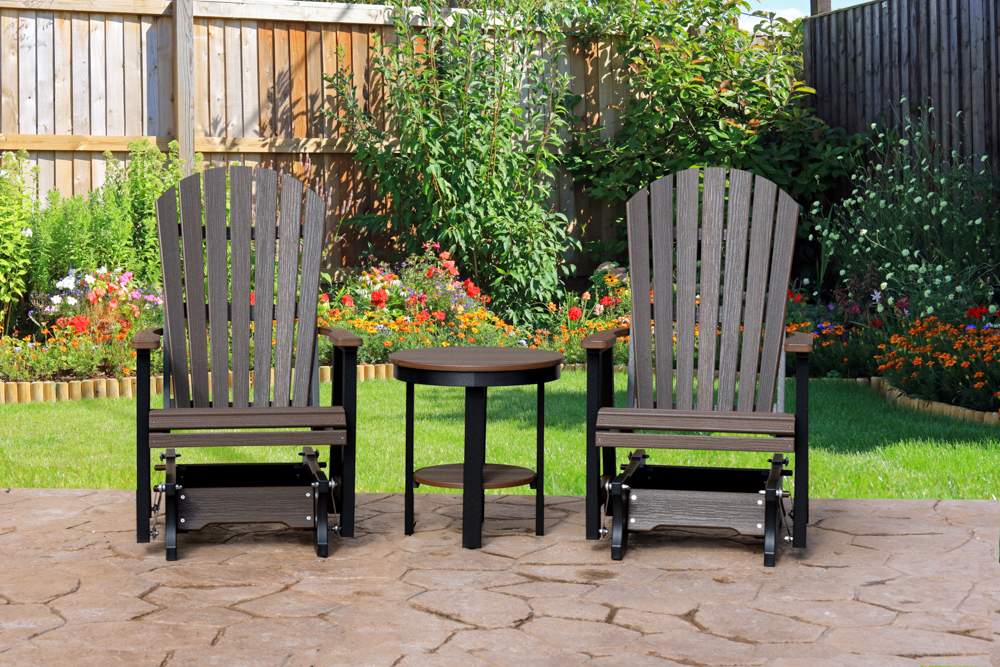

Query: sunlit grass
[[1, 373, 998, 500]]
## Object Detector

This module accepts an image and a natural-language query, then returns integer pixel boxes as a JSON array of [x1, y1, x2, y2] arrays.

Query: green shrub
[[813, 104, 999, 322], [566, 0, 862, 216], [325, 0, 578, 323], [0, 150, 37, 333]]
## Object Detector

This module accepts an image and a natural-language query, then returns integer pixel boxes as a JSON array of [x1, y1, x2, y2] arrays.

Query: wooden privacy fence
[[803, 0, 999, 163], [0, 0, 629, 272]]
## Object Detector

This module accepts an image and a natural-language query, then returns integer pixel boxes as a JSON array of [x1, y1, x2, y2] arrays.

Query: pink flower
[[109, 299, 118, 309], [433, 311, 446, 321], [439, 251, 451, 261], [86, 291, 98, 304], [594, 304, 605, 315]]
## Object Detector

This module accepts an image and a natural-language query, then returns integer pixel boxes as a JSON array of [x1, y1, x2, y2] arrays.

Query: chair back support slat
[[716, 169, 753, 411], [650, 176, 674, 410], [292, 188, 326, 406], [204, 168, 230, 408], [626, 168, 799, 415], [179, 174, 211, 408], [674, 169, 700, 410], [755, 190, 799, 410], [155, 186, 191, 408], [272, 175, 304, 407], [734, 178, 777, 411], [252, 169, 278, 408], [626, 188, 654, 409], [229, 166, 253, 408], [695, 167, 725, 410]]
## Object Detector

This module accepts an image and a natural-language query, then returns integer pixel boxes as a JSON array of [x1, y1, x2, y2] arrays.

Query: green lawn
[[1, 373, 998, 499]]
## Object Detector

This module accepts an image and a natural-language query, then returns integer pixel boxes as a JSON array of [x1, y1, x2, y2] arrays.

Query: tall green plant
[[814, 105, 999, 320], [566, 0, 862, 209], [325, 0, 577, 322], [0, 150, 38, 333]]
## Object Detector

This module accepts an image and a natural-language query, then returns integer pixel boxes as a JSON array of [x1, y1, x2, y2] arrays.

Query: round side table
[[388, 347, 563, 549]]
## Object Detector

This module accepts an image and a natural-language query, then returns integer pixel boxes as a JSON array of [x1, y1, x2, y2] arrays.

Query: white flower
[[877, 304, 884, 313], [66, 296, 77, 305], [888, 297, 894, 305], [802, 278, 810, 285], [925, 306, 934, 314], [990, 305, 998, 314], [51, 295, 62, 304], [923, 290, 931, 297], [955, 285, 963, 293], [885, 272, 894, 280], [880, 282, 887, 290], [97, 266, 108, 274], [907, 264, 918, 271], [839, 269, 846, 276], [899, 139, 910, 146], [902, 249, 910, 256], [56, 276, 75, 290], [84, 275, 96, 285], [923, 225, 930, 230], [20, 228, 32, 238], [860, 229, 868, 235], [936, 265, 943, 272]]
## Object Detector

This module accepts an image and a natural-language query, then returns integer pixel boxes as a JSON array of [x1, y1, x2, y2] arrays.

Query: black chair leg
[[610, 478, 629, 560], [315, 480, 330, 558]]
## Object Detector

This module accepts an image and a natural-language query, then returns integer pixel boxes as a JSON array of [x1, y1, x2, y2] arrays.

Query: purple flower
[[828, 304, 835, 311]]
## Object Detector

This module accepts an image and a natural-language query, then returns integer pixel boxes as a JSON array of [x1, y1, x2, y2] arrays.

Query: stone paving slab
[[0, 488, 997, 666]]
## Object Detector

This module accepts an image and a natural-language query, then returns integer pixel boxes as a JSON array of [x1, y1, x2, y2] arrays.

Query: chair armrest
[[784, 331, 813, 354], [581, 327, 631, 350], [131, 328, 163, 350], [319, 326, 363, 348]]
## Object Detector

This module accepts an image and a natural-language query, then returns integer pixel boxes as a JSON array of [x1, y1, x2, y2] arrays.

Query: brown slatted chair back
[[155, 167, 327, 409], [626, 167, 799, 412]]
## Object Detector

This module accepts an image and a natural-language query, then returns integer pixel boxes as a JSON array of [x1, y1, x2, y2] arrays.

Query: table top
[[389, 347, 563, 373]]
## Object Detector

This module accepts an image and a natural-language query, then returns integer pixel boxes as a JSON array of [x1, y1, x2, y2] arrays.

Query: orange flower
[[383, 341, 392, 347]]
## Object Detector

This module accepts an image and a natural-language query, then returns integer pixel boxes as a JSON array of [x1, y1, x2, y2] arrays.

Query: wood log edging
[[861, 377, 1000, 426]]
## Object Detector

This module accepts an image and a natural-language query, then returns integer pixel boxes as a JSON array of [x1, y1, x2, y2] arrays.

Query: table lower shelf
[[413, 463, 536, 490]]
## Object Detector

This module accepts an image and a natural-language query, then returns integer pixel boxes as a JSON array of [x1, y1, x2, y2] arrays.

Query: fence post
[[810, 0, 831, 14], [174, 0, 195, 174]]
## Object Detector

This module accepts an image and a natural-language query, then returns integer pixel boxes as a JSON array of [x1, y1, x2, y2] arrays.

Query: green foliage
[[324, 0, 578, 322], [0, 150, 38, 334], [28, 140, 187, 295], [565, 0, 863, 208], [813, 106, 999, 322]]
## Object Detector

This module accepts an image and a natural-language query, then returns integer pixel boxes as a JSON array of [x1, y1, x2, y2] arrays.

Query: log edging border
[[860, 377, 1000, 426]]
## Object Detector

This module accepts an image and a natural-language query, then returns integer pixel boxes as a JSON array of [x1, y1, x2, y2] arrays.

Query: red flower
[[319, 293, 329, 303], [467, 285, 480, 297], [250, 292, 255, 306], [426, 268, 437, 278], [568, 307, 583, 321], [788, 289, 802, 302], [433, 311, 446, 321], [371, 289, 389, 308], [600, 296, 614, 307], [68, 316, 90, 333], [416, 310, 430, 322], [967, 304, 989, 320], [341, 295, 354, 308], [406, 295, 419, 308]]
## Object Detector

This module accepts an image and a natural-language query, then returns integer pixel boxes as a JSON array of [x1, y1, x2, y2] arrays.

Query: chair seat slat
[[595, 432, 795, 453], [149, 405, 346, 430], [149, 430, 346, 448], [596, 407, 794, 435]]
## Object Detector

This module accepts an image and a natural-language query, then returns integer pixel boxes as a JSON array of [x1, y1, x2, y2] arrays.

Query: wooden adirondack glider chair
[[583, 167, 814, 567], [131, 167, 362, 561]]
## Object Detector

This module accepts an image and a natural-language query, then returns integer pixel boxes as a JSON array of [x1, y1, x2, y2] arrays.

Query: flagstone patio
[[0, 488, 997, 666]]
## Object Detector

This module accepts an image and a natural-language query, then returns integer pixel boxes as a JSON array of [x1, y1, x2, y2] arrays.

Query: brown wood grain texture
[[141, 15, 156, 135], [207, 17, 225, 139], [123, 15, 142, 136], [755, 190, 799, 412], [289, 22, 307, 140], [736, 176, 776, 413], [596, 407, 794, 435], [193, 17, 209, 139], [105, 14, 124, 138], [305, 23, 323, 139], [291, 187, 324, 406], [156, 186, 192, 407], [156, 15, 174, 139], [175, 486, 315, 531], [179, 173, 211, 407], [626, 186, 653, 409], [716, 169, 752, 412], [389, 347, 563, 372], [413, 463, 536, 490], [695, 167, 724, 410], [273, 21, 291, 136], [52, 11, 70, 192], [240, 20, 258, 138], [149, 405, 346, 429], [224, 19, 242, 138], [70, 13, 89, 194], [318, 327, 363, 347], [674, 168, 699, 411], [35, 11, 53, 194], [252, 168, 278, 407], [257, 20, 274, 137], [150, 430, 345, 448], [229, 166, 252, 408], [203, 167, 230, 406], [2, 9, 19, 134], [321, 24, 336, 137], [629, 489, 767, 535], [272, 174, 303, 406], [649, 175, 674, 411], [595, 432, 795, 453]]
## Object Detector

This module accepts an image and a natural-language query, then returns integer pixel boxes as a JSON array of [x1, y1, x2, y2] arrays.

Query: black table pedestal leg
[[536, 382, 545, 536], [463, 386, 487, 549], [405, 382, 415, 535]]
